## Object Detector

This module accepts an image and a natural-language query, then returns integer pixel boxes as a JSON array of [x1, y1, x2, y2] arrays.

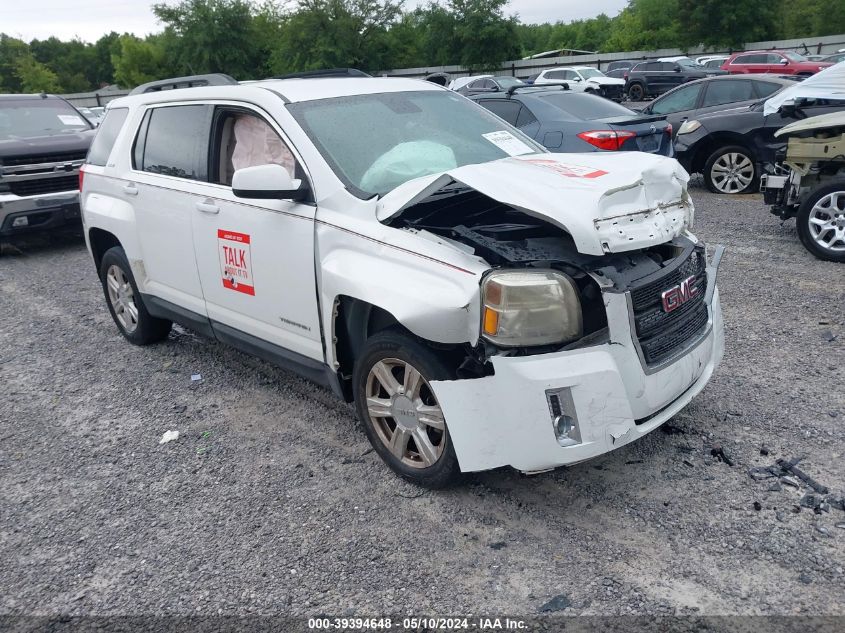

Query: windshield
[[288, 90, 544, 197], [579, 68, 604, 79], [0, 98, 92, 140], [783, 51, 807, 62]]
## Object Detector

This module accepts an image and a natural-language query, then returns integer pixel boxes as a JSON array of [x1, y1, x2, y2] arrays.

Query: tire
[[99, 246, 172, 344], [352, 330, 461, 488], [627, 83, 645, 101], [796, 182, 845, 262], [703, 145, 758, 194]]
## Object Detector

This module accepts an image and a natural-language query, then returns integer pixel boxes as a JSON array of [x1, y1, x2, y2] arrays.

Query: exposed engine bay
[[390, 185, 708, 369]]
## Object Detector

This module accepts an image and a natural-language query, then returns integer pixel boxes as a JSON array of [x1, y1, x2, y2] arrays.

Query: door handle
[[195, 201, 219, 215], [122, 183, 138, 196]]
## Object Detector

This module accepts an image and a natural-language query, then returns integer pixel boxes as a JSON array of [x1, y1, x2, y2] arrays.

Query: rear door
[[129, 104, 213, 315], [189, 104, 323, 362]]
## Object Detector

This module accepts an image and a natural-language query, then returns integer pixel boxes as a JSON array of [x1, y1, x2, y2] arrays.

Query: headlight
[[677, 120, 702, 135], [481, 270, 582, 347]]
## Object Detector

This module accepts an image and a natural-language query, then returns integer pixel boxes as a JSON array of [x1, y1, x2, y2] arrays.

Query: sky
[[0, 0, 630, 43]]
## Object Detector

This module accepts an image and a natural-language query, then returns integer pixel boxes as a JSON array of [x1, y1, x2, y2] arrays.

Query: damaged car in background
[[761, 111, 845, 262], [80, 75, 724, 488]]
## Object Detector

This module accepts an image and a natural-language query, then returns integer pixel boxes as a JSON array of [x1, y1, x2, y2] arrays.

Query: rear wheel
[[353, 331, 460, 488], [99, 246, 172, 344], [627, 83, 645, 101], [796, 182, 845, 262], [703, 145, 758, 194]]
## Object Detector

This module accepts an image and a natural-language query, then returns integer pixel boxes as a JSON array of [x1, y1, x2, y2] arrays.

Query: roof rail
[[272, 68, 372, 80], [129, 73, 238, 95], [506, 82, 570, 96]]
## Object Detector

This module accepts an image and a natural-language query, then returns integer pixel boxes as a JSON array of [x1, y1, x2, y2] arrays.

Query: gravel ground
[[1, 183, 844, 619]]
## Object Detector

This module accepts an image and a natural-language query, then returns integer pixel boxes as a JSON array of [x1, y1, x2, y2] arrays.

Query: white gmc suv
[[80, 73, 725, 487]]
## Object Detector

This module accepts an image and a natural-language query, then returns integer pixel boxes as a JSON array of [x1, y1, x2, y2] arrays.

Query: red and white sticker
[[521, 157, 608, 179], [218, 229, 255, 296]]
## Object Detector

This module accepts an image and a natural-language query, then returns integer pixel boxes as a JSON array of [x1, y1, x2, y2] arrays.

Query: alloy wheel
[[710, 152, 754, 193], [365, 358, 446, 469], [106, 265, 139, 333], [807, 191, 845, 253]]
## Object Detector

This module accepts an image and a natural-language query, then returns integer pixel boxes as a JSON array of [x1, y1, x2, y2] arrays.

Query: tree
[[676, 0, 778, 49], [0, 35, 30, 93], [269, 0, 404, 74], [111, 35, 169, 88], [448, 0, 520, 70], [15, 54, 61, 93], [152, 0, 265, 78]]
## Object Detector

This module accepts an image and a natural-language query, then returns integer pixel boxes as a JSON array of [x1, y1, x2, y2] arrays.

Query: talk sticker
[[217, 229, 255, 296]]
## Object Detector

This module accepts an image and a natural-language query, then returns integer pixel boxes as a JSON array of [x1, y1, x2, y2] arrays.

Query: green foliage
[[676, 0, 777, 49], [15, 55, 61, 93], [111, 35, 169, 88], [0, 0, 843, 94]]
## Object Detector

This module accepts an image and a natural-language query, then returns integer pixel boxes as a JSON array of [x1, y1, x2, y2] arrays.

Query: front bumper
[[0, 190, 81, 237], [431, 262, 725, 474]]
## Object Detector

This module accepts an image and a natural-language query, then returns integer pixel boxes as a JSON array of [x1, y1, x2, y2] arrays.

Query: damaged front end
[[380, 153, 725, 473]]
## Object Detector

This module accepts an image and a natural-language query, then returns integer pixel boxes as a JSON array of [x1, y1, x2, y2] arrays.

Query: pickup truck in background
[[0, 94, 95, 242]]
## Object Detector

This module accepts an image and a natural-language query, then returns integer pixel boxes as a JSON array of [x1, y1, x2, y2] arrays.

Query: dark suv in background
[[625, 61, 708, 101], [0, 94, 94, 241]]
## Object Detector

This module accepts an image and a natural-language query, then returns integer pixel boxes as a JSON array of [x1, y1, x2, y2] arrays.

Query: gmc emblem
[[661, 275, 700, 313]]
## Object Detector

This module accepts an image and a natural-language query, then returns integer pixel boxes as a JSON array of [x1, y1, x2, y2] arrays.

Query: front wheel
[[703, 145, 758, 194], [353, 331, 461, 488], [627, 83, 645, 101], [796, 182, 845, 262]]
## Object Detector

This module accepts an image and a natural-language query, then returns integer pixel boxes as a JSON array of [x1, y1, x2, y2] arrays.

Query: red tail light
[[665, 123, 673, 135], [623, 71, 629, 80], [78, 166, 85, 191], [577, 130, 636, 151]]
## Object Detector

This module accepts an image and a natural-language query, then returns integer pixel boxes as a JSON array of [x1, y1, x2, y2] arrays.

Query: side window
[[701, 80, 754, 107], [664, 63, 679, 71], [547, 70, 566, 80], [212, 109, 297, 186], [732, 54, 753, 64], [767, 54, 785, 64], [478, 100, 522, 126], [515, 104, 538, 128], [650, 84, 702, 115], [87, 107, 128, 166], [754, 81, 783, 98], [134, 105, 211, 181]]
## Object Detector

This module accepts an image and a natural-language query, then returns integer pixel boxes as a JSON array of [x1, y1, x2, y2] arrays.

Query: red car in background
[[721, 50, 832, 76]]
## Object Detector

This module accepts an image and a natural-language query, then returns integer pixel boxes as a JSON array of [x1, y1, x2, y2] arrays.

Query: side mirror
[[674, 66, 682, 72], [572, 76, 582, 82], [232, 164, 308, 201], [779, 59, 789, 65]]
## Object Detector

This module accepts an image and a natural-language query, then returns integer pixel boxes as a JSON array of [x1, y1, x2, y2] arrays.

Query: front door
[[190, 106, 323, 362]]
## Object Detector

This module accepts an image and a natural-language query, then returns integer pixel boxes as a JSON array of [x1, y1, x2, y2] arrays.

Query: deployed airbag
[[360, 141, 457, 193]]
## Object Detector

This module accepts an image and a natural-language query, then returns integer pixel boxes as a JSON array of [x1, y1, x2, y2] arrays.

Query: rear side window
[[133, 105, 212, 181], [754, 81, 783, 98], [701, 80, 754, 107], [478, 99, 522, 125], [86, 108, 129, 166]]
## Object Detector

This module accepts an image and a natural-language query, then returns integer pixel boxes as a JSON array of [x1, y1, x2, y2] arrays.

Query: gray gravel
[[1, 183, 844, 617]]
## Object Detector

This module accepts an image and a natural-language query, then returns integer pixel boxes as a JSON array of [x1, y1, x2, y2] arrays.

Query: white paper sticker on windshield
[[482, 131, 534, 156], [57, 114, 85, 126]]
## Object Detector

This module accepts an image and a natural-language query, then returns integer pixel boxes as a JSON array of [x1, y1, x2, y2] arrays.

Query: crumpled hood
[[586, 77, 625, 86], [377, 152, 693, 256]]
